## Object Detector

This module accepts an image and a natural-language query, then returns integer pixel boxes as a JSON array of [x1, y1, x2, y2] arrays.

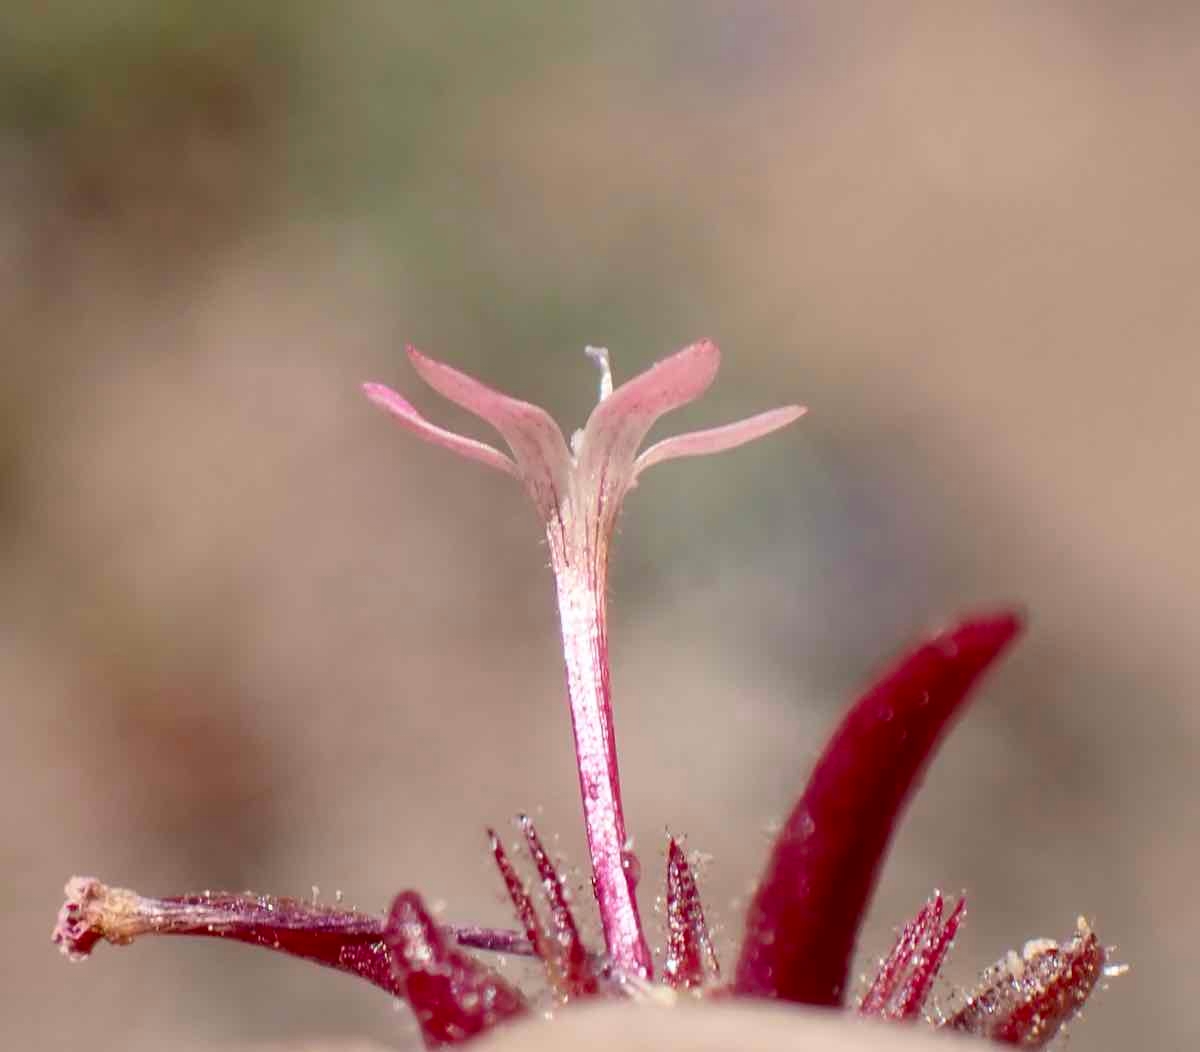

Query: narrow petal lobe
[[406, 346, 572, 522], [363, 382, 517, 476], [634, 406, 806, 480], [575, 339, 724, 496]]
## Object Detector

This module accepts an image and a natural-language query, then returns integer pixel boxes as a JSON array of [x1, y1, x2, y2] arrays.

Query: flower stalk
[[549, 514, 646, 974]]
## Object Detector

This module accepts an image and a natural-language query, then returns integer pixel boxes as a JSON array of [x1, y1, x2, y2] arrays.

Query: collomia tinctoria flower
[[55, 340, 1122, 1047]]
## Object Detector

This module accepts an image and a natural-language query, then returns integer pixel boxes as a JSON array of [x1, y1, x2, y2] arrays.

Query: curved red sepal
[[733, 613, 1021, 1006]]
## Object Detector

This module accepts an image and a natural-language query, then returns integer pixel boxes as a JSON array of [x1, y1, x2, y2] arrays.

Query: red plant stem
[[733, 613, 1021, 1006], [550, 553, 651, 978]]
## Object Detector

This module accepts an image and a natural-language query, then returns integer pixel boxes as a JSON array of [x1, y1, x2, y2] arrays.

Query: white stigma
[[585, 346, 613, 403]]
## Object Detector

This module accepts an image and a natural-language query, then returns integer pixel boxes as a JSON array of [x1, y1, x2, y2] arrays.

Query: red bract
[[54, 344, 1117, 1048], [734, 614, 1019, 1006]]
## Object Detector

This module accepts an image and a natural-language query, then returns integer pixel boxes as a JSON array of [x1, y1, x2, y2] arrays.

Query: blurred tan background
[[3, 3, 1196, 1049]]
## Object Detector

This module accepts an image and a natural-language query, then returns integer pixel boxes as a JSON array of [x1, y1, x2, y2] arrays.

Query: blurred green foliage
[[0, 2, 306, 136], [0, 3, 721, 365]]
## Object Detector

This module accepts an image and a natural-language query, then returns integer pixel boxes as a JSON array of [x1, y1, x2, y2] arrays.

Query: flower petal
[[634, 406, 806, 480], [733, 613, 1021, 1007], [576, 340, 722, 488], [363, 383, 517, 476], [406, 346, 572, 522]]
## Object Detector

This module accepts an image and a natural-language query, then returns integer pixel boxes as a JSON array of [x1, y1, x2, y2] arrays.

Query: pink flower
[[364, 340, 803, 976], [53, 339, 1119, 1049]]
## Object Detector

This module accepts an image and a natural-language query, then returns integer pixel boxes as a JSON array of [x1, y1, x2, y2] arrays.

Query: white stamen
[[585, 346, 613, 403]]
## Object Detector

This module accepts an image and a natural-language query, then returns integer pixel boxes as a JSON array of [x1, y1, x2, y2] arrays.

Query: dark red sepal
[[488, 828, 551, 962], [519, 815, 600, 997], [664, 837, 719, 989], [386, 891, 527, 1048], [859, 891, 965, 1020], [733, 612, 1021, 1006]]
